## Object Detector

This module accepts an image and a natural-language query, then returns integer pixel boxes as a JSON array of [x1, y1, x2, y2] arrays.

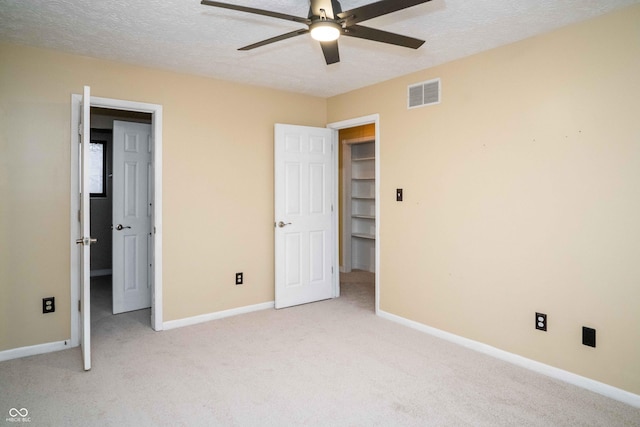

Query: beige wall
[[0, 43, 327, 351], [328, 5, 640, 394]]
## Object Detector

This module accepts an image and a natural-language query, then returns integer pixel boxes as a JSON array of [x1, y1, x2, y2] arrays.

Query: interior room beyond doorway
[[89, 107, 152, 320], [339, 124, 376, 274]]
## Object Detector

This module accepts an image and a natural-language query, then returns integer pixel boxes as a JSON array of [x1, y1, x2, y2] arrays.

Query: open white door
[[78, 85, 93, 371], [274, 124, 336, 309], [112, 121, 153, 314]]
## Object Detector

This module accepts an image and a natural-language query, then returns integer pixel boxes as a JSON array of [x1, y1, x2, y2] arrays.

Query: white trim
[[341, 140, 353, 273], [163, 302, 275, 330], [90, 269, 112, 277], [71, 93, 164, 351], [327, 114, 380, 314], [378, 310, 640, 408], [0, 340, 71, 362], [151, 106, 163, 331]]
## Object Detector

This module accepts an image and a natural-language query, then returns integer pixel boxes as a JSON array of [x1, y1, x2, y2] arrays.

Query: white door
[[112, 121, 152, 314], [274, 124, 336, 309], [78, 85, 92, 371]]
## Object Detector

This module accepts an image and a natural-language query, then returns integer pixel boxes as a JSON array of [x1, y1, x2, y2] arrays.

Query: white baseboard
[[163, 301, 275, 330], [0, 340, 73, 363], [90, 269, 112, 277], [377, 310, 640, 408]]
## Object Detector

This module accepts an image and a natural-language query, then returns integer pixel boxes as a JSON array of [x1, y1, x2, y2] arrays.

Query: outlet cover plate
[[235, 272, 243, 285], [582, 326, 596, 347], [43, 297, 55, 314], [535, 312, 547, 331]]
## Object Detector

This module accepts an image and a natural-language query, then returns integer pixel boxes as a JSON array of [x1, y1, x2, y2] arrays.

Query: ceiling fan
[[201, 0, 432, 65]]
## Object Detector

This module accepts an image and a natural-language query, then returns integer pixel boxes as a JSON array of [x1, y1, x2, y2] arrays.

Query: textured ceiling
[[0, 0, 637, 97]]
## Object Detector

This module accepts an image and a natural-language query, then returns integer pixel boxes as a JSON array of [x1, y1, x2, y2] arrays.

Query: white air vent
[[408, 78, 441, 109]]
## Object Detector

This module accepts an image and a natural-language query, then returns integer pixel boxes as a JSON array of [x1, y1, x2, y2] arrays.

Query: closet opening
[[339, 124, 377, 310]]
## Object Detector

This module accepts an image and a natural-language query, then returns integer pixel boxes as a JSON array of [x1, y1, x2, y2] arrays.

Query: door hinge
[[78, 123, 83, 137], [78, 300, 81, 312], [77, 210, 81, 222]]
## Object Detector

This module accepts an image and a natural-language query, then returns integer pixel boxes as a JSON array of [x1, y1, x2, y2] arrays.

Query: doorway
[[327, 115, 380, 313], [70, 93, 164, 355], [339, 125, 376, 272], [89, 108, 153, 320]]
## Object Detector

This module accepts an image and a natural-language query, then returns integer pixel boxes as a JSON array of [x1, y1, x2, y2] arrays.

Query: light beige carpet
[[340, 269, 375, 285], [1, 275, 639, 426]]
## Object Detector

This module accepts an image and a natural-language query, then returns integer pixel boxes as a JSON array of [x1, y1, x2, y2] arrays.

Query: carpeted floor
[[1, 273, 639, 426]]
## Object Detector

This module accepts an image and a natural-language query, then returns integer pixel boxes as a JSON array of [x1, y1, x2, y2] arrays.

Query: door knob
[[115, 224, 131, 231], [277, 221, 292, 228]]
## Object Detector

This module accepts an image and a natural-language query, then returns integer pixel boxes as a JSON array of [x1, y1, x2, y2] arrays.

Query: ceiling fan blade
[[239, 29, 309, 51], [201, 0, 310, 25], [320, 40, 340, 65], [337, 0, 431, 26], [343, 24, 425, 49]]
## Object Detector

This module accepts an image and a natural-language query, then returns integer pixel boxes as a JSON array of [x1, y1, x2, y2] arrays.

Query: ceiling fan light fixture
[[310, 21, 341, 42]]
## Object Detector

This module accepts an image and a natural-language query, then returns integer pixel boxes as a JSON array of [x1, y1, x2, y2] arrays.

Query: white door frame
[[70, 94, 164, 348], [327, 114, 380, 314]]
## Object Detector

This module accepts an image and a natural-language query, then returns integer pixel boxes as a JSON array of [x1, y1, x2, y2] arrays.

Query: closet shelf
[[352, 233, 375, 240], [352, 214, 375, 220]]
